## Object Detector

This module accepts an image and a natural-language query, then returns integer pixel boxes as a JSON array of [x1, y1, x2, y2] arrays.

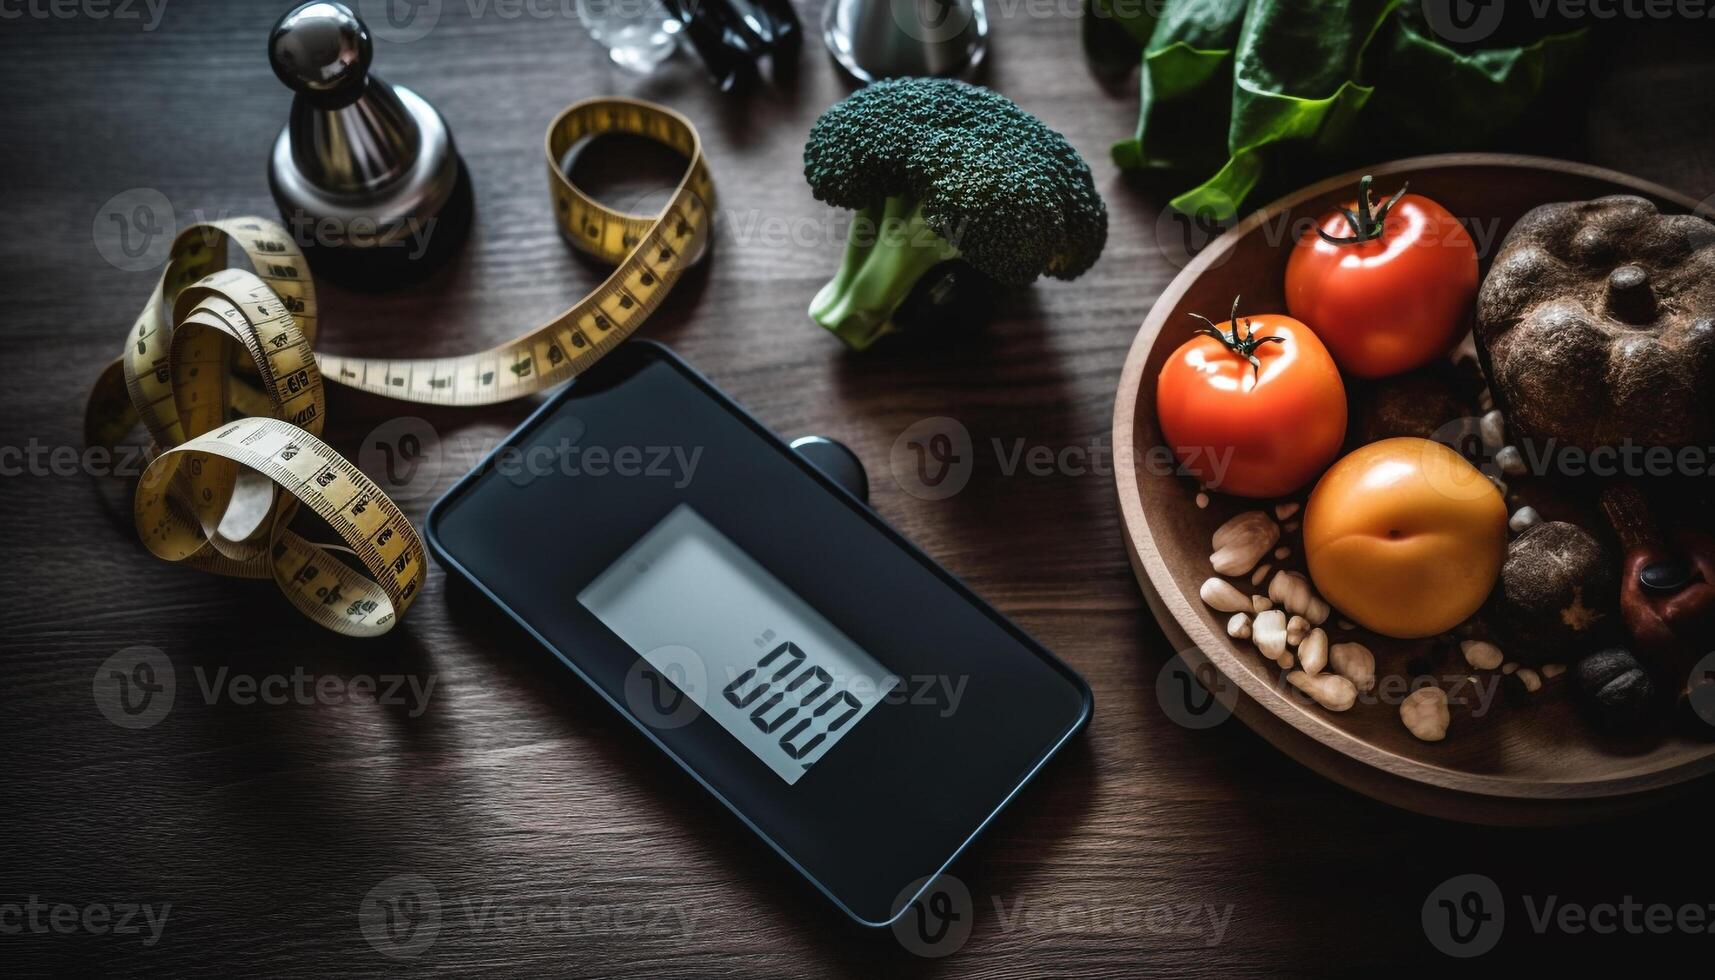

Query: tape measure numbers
[[84, 97, 715, 636]]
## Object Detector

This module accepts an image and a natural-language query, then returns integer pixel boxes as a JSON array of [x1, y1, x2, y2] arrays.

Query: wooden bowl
[[1113, 154, 1715, 825]]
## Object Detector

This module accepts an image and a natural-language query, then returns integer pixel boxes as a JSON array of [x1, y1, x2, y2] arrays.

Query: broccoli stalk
[[808, 196, 962, 349], [803, 78, 1108, 351]]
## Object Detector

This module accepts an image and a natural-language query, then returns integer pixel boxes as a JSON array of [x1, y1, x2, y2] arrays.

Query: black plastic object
[[789, 435, 868, 504], [426, 340, 1090, 927], [1640, 558, 1693, 595], [664, 0, 800, 90]]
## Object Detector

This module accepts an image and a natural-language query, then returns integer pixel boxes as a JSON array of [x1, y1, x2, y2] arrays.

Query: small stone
[[1541, 663, 1565, 680], [1196, 492, 1210, 509], [1273, 546, 1291, 560], [1516, 668, 1542, 693], [1508, 506, 1541, 534], [1501, 662, 1518, 675], [1251, 563, 1272, 587], [1251, 594, 1273, 614], [1274, 501, 1300, 521], [1575, 648, 1656, 732], [1496, 445, 1527, 477], [1480, 409, 1506, 451]]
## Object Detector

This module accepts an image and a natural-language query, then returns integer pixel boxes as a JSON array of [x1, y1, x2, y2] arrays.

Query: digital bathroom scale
[[426, 341, 1091, 927]]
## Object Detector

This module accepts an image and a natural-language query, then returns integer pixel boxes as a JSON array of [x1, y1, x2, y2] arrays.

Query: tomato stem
[[1317, 174, 1409, 246], [1189, 295, 1285, 379]]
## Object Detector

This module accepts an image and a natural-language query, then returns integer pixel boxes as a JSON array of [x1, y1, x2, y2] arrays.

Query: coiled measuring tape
[[83, 97, 714, 637]]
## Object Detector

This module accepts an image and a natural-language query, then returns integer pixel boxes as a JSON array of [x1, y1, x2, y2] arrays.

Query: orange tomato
[[1156, 302, 1347, 499], [1303, 438, 1507, 639], [1285, 176, 1478, 379]]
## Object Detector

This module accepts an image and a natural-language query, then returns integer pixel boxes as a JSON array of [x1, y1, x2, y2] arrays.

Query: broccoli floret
[[803, 78, 1108, 349]]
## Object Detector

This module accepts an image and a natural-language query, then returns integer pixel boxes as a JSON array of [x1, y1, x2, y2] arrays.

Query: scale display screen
[[579, 504, 899, 784]]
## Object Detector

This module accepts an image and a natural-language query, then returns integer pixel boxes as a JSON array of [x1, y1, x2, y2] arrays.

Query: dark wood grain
[[3, 4, 1714, 975]]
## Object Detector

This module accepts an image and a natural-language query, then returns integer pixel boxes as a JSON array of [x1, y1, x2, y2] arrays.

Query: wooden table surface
[[4, 3, 1714, 975]]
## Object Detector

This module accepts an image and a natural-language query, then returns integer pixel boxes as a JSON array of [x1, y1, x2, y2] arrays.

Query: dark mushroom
[[1477, 196, 1715, 678], [1489, 521, 1619, 661]]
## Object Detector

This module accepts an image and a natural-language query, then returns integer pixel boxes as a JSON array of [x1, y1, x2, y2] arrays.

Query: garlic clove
[[1227, 612, 1252, 640], [1253, 609, 1288, 660], [1401, 686, 1451, 741], [1210, 511, 1281, 577], [1200, 577, 1251, 613], [1461, 639, 1504, 671], [1299, 628, 1329, 676], [1329, 642, 1375, 692], [1287, 670, 1356, 711]]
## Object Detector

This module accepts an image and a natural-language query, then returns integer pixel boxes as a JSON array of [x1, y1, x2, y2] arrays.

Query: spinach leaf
[[1100, 0, 1589, 216]]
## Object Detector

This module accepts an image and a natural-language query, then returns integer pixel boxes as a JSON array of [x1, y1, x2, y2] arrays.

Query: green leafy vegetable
[[1090, 0, 1588, 216]]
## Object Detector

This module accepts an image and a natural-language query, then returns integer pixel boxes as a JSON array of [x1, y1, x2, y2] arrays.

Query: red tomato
[[1156, 302, 1348, 498], [1285, 176, 1478, 379]]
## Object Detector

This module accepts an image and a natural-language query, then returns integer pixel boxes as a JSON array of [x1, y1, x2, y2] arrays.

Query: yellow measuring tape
[[83, 97, 714, 637]]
